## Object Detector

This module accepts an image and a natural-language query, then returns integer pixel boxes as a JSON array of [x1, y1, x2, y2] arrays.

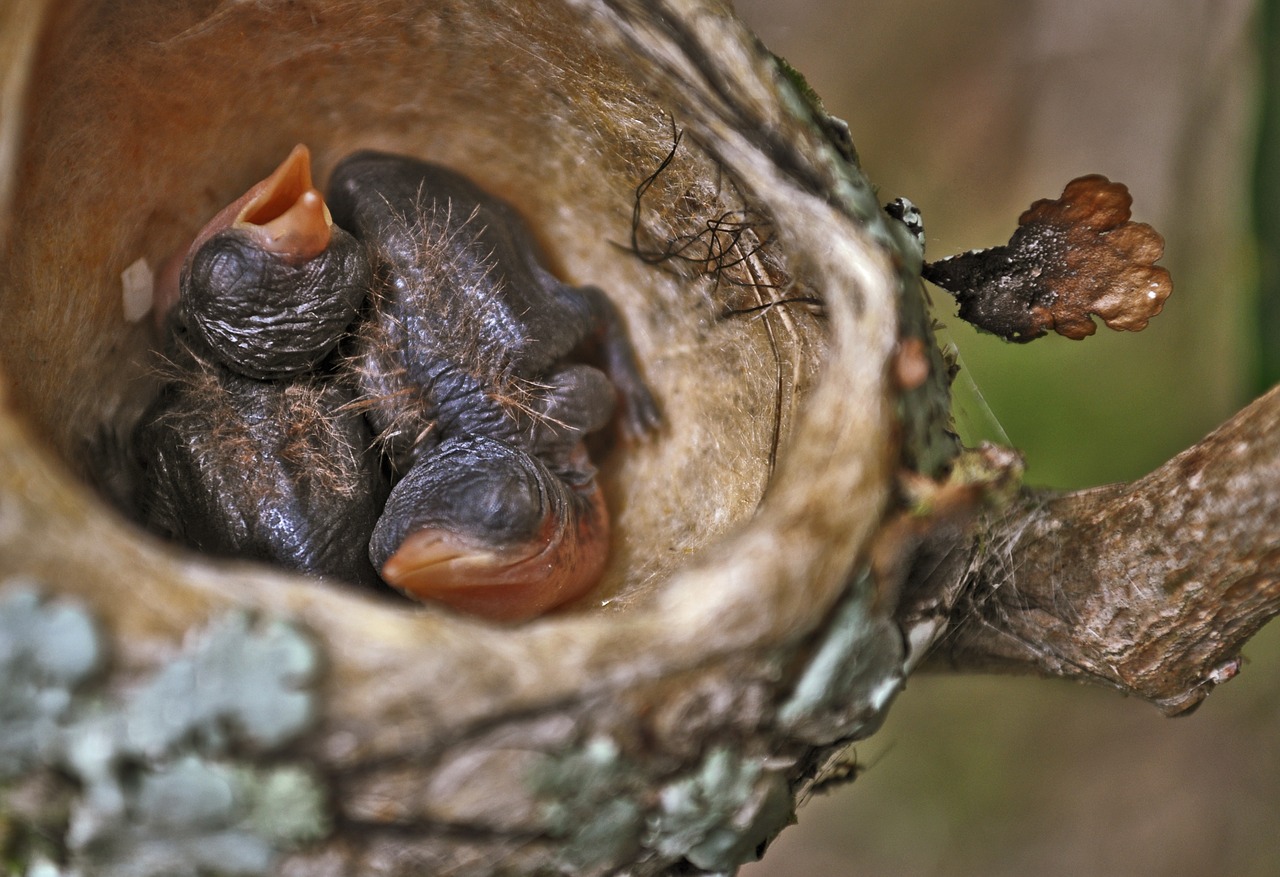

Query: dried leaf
[[923, 175, 1173, 342]]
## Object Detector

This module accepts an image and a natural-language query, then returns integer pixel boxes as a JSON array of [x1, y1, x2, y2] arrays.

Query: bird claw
[[619, 380, 662, 440]]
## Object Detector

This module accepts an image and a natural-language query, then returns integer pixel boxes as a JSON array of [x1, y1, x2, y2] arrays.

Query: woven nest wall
[[0, 0, 915, 873]]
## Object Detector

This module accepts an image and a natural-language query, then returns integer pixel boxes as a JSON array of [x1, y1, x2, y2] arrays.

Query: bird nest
[[0, 1, 915, 873]]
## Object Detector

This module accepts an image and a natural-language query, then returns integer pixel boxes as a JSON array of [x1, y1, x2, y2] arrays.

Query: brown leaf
[[922, 175, 1173, 342]]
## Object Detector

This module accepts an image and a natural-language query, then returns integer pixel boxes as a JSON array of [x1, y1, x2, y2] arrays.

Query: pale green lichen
[[122, 612, 318, 756], [242, 764, 330, 847], [778, 575, 905, 745], [647, 748, 793, 873], [529, 736, 645, 873], [531, 737, 797, 875], [0, 586, 101, 781], [0, 583, 328, 877], [68, 757, 329, 877]]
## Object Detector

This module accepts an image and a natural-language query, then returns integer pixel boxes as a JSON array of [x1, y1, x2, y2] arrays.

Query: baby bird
[[170, 144, 370, 379], [328, 150, 659, 620], [137, 145, 386, 587], [136, 364, 387, 587]]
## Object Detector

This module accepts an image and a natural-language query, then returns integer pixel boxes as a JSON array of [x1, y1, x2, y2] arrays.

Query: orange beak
[[156, 145, 335, 327], [190, 143, 333, 262], [380, 484, 610, 622]]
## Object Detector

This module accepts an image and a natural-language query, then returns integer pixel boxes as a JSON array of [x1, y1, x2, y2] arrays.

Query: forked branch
[[910, 385, 1280, 715]]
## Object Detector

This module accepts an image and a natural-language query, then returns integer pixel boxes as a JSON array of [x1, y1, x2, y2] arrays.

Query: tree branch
[[915, 385, 1280, 715]]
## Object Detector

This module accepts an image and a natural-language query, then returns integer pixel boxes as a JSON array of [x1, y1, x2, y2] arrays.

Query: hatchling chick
[[328, 149, 660, 620], [137, 145, 386, 587]]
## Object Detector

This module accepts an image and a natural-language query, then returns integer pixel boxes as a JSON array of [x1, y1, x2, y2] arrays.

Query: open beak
[[155, 144, 334, 329], [191, 143, 333, 262], [234, 144, 333, 259]]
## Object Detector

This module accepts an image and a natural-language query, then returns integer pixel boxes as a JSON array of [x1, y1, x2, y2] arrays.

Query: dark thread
[[720, 295, 823, 319], [627, 117, 781, 295]]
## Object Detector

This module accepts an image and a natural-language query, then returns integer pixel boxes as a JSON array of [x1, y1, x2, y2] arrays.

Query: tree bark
[[908, 385, 1280, 716]]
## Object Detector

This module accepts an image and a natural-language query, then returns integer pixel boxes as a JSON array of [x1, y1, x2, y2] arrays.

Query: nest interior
[[0, 0, 835, 612]]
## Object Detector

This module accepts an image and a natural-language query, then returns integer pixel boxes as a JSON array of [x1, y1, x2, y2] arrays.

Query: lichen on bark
[[0, 589, 328, 875]]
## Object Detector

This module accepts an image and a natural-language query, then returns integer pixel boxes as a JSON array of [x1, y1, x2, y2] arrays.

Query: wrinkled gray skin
[[327, 151, 659, 569], [178, 225, 371, 379], [133, 151, 656, 593], [136, 356, 387, 587], [136, 225, 387, 588], [367, 434, 563, 574]]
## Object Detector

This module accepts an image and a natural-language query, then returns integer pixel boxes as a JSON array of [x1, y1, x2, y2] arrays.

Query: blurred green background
[[732, 2, 1280, 875]]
